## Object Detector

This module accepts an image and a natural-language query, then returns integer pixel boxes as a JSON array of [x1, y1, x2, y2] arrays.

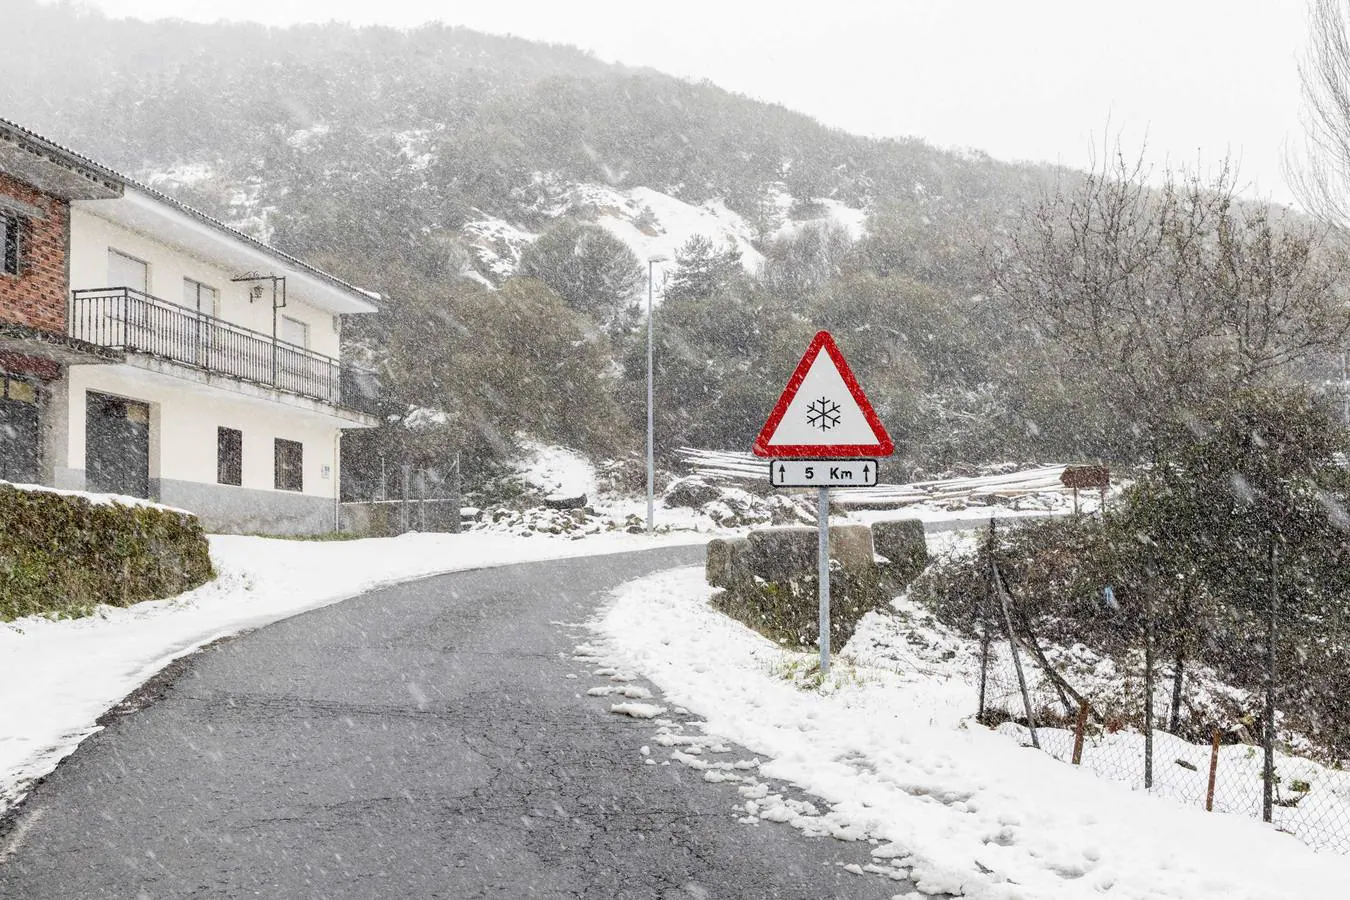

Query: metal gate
[[0, 376, 39, 484], [85, 391, 150, 498]]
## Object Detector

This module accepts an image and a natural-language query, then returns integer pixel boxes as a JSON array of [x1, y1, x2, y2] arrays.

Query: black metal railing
[[69, 287, 342, 405]]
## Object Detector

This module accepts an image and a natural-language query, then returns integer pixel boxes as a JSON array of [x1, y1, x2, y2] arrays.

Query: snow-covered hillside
[[146, 153, 867, 296], [462, 176, 868, 290]]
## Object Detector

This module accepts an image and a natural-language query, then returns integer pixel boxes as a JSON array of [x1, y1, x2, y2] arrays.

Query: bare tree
[[1291, 0, 1350, 226], [989, 149, 1350, 451]]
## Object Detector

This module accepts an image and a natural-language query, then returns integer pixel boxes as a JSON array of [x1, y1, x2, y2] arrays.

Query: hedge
[[0, 484, 214, 621]]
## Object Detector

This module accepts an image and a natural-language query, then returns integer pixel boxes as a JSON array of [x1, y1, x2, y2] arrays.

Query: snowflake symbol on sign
[[806, 396, 841, 431]]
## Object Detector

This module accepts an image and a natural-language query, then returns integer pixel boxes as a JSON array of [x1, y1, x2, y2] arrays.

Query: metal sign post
[[817, 485, 831, 675], [752, 331, 894, 679]]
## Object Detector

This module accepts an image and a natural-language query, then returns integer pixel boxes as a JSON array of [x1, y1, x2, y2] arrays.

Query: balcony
[[69, 287, 343, 405]]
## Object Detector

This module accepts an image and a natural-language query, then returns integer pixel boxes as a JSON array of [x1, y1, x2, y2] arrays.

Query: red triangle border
[[752, 330, 894, 458]]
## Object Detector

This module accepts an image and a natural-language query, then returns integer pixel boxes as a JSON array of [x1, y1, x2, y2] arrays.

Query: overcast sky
[[75, 0, 1314, 204]]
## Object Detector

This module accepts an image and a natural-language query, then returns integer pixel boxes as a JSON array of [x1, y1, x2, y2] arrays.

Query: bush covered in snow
[[0, 484, 213, 621]]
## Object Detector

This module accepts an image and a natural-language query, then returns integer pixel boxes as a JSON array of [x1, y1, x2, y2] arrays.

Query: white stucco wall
[[68, 206, 340, 358], [54, 364, 341, 501]]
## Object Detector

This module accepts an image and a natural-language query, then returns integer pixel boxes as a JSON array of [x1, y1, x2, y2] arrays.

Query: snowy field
[[591, 566, 1350, 900], [0, 528, 705, 815]]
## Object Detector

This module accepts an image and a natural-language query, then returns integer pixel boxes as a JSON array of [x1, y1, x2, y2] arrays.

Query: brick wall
[[0, 172, 69, 334]]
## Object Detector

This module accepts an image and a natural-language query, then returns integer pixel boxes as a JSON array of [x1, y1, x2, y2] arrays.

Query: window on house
[[1, 214, 20, 276], [108, 249, 148, 293], [184, 278, 219, 316], [274, 438, 303, 492], [217, 427, 242, 486], [280, 315, 309, 348]]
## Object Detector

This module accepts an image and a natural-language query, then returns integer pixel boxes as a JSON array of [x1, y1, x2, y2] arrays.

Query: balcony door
[[108, 250, 149, 351], [85, 391, 150, 498], [183, 278, 219, 368]]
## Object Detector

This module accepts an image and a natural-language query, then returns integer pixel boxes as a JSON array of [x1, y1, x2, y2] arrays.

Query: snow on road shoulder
[[0, 529, 703, 816], [595, 565, 1350, 899]]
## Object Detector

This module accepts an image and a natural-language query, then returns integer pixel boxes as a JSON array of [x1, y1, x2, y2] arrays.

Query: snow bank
[[595, 565, 1350, 900]]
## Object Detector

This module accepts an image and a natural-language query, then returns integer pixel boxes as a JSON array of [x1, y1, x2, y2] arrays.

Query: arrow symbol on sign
[[777, 464, 786, 481], [864, 464, 871, 479]]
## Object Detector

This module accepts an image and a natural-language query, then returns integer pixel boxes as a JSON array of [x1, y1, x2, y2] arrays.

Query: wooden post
[[1206, 729, 1221, 812], [1071, 699, 1089, 765]]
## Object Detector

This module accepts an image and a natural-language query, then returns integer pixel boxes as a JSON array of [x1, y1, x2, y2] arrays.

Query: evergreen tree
[[518, 222, 644, 330], [663, 234, 745, 303]]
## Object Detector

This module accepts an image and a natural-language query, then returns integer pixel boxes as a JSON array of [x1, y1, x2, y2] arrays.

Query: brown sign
[[1061, 465, 1110, 490]]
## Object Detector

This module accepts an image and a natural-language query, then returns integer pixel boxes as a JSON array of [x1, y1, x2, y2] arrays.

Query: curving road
[[0, 546, 911, 899]]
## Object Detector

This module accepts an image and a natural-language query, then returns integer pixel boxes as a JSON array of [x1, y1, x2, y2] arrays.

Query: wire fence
[[973, 537, 1350, 854]]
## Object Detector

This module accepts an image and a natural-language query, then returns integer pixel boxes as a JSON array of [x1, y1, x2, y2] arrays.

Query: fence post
[[977, 517, 994, 722], [1206, 728, 1221, 812], [401, 463, 411, 535], [1072, 699, 1089, 765], [977, 628, 991, 723], [994, 559, 1039, 749], [1144, 590, 1155, 790], [449, 452, 463, 535], [417, 468, 427, 532], [1263, 544, 1278, 824]]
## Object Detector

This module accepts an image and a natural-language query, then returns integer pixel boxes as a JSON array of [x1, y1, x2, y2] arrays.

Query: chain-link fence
[[973, 549, 1350, 853]]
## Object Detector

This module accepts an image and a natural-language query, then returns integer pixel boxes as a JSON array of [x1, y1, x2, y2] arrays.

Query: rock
[[544, 493, 587, 510], [663, 475, 722, 508], [705, 537, 749, 588]]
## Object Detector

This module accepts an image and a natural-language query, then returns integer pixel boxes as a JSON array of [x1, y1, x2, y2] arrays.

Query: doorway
[[0, 376, 40, 484], [85, 391, 150, 498]]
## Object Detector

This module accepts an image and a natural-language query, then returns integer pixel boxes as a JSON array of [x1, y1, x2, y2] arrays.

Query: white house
[[0, 119, 379, 534]]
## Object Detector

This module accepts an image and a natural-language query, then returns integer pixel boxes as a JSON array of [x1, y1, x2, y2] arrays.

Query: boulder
[[711, 523, 886, 649], [544, 493, 587, 510], [705, 537, 749, 588], [663, 475, 722, 508]]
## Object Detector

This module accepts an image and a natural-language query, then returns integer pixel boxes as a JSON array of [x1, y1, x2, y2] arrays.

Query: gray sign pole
[[818, 484, 830, 676]]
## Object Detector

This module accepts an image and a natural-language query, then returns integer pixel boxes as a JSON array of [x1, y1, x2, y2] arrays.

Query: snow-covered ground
[[0, 529, 705, 816], [592, 565, 1350, 899]]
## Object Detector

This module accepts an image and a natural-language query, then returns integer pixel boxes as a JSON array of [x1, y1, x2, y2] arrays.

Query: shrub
[[0, 485, 214, 621]]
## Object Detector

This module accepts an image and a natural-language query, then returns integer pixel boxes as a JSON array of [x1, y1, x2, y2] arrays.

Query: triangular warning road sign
[[752, 331, 894, 458]]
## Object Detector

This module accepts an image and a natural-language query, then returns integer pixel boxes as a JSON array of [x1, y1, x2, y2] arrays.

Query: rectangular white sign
[[768, 459, 879, 488]]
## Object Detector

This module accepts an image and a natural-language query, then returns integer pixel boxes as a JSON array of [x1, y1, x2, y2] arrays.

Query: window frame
[[280, 315, 310, 349], [107, 248, 149, 293], [217, 427, 242, 487], [1, 213, 20, 277], [184, 277, 220, 316], [274, 437, 303, 492]]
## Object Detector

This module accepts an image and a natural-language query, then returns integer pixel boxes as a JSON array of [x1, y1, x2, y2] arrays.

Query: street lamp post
[[646, 255, 668, 533]]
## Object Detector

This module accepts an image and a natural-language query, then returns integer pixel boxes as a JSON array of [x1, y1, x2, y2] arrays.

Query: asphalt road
[[0, 546, 911, 899]]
